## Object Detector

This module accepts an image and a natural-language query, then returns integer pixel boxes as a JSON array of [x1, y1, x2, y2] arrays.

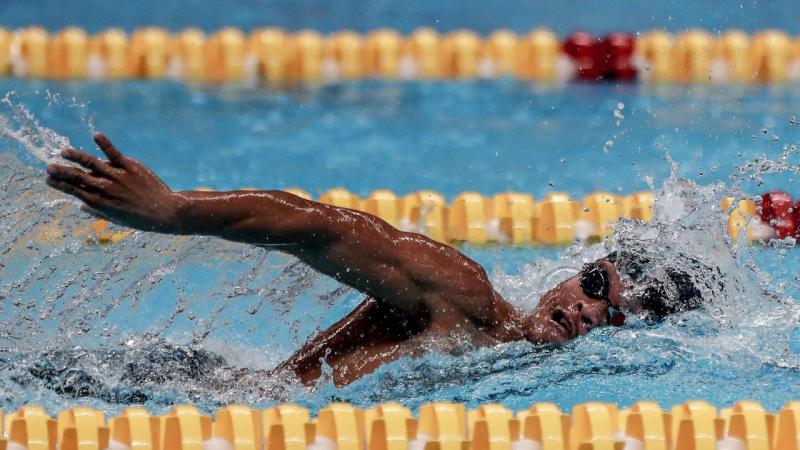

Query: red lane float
[[564, 31, 637, 82], [603, 32, 637, 81], [758, 191, 795, 240], [795, 201, 800, 239], [564, 32, 604, 81]]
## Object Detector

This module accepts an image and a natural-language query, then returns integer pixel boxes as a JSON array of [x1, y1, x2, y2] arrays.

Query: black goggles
[[579, 262, 626, 327]]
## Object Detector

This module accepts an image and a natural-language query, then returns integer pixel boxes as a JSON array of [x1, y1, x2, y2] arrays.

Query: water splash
[[0, 88, 344, 411], [0, 91, 80, 164], [483, 144, 800, 412], [0, 149, 351, 412]]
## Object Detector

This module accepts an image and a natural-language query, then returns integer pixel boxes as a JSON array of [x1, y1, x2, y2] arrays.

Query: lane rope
[[0, 400, 796, 450], [1, 26, 799, 84], [74, 188, 789, 246]]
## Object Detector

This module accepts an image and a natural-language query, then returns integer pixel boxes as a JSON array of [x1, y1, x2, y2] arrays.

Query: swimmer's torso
[[280, 298, 500, 386]]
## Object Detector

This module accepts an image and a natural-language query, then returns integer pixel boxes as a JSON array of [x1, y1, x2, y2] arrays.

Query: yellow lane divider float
[[78, 188, 786, 247], [79, 189, 655, 246], [0, 400, 798, 449], [2, 26, 800, 84]]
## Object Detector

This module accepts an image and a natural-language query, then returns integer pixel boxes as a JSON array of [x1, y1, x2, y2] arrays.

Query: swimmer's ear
[[93, 132, 125, 165]]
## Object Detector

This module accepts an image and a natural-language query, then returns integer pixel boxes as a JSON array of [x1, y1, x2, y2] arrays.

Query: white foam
[[9, 32, 27, 78], [748, 218, 777, 242], [167, 58, 185, 80], [477, 58, 497, 78], [789, 61, 800, 82], [87, 54, 108, 80], [308, 436, 337, 450], [717, 437, 746, 450], [555, 55, 576, 83], [105, 439, 131, 450], [510, 438, 542, 450], [203, 437, 234, 450], [632, 55, 650, 82], [398, 56, 419, 79], [620, 437, 644, 450], [396, 218, 416, 233], [243, 55, 260, 85], [486, 218, 510, 244], [0, 91, 74, 164], [573, 219, 599, 241], [322, 59, 342, 82], [710, 58, 730, 83]]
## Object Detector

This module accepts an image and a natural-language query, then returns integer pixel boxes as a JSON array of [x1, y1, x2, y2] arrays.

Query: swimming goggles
[[579, 262, 626, 327]]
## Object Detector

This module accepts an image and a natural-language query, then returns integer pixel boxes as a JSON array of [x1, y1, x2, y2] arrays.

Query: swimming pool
[[2, 0, 799, 36], [2, 77, 800, 419]]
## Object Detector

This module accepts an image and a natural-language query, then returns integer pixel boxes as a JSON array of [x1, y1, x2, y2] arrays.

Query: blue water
[[1, 0, 799, 35], [2, 78, 800, 416], [6, 80, 799, 199]]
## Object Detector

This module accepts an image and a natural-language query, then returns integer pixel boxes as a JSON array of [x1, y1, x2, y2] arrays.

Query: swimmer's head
[[522, 251, 721, 345], [610, 250, 722, 322]]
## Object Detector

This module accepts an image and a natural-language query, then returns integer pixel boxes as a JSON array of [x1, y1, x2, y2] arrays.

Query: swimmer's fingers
[[60, 148, 114, 177], [45, 164, 109, 191], [93, 132, 126, 166], [45, 177, 101, 206]]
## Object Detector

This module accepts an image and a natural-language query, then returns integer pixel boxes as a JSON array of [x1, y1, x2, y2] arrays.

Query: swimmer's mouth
[[550, 308, 573, 339]]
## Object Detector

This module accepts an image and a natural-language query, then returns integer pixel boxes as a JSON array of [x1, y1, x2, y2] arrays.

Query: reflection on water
[[1, 89, 800, 415]]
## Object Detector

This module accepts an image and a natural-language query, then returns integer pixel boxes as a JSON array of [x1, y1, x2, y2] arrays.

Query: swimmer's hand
[[45, 132, 183, 233]]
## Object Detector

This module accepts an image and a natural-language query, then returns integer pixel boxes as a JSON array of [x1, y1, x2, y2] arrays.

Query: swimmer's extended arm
[[46, 133, 507, 326]]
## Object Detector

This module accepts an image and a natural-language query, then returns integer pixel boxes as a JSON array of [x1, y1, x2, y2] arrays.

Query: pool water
[[2, 0, 799, 36], [2, 78, 800, 415], [6, 80, 799, 198]]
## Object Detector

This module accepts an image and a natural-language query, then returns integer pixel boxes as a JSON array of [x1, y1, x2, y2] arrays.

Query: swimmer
[[45, 133, 713, 387]]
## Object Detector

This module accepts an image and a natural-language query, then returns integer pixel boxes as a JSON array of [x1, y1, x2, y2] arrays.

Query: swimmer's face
[[523, 259, 626, 344]]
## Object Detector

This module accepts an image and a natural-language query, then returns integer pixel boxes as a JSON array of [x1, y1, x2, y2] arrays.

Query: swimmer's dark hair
[[605, 251, 722, 322]]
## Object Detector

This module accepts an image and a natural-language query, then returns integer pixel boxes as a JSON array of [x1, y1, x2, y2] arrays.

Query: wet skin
[[45, 133, 626, 387]]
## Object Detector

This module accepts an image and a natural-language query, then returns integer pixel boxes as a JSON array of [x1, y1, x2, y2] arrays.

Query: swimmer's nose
[[572, 299, 608, 334]]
